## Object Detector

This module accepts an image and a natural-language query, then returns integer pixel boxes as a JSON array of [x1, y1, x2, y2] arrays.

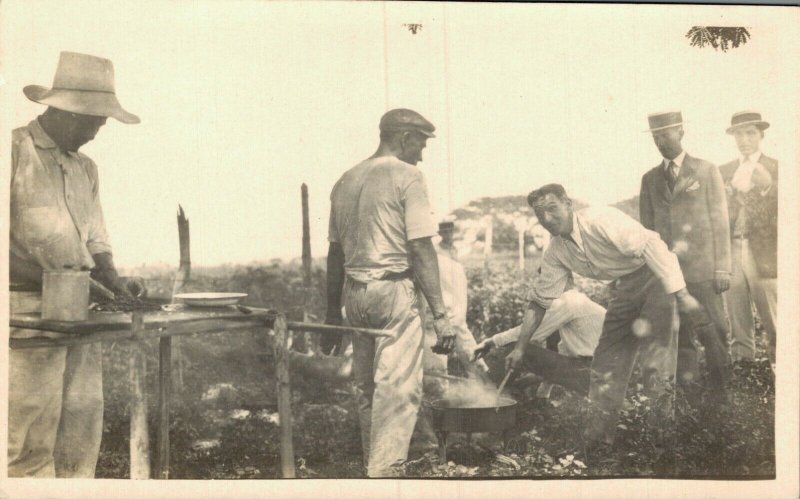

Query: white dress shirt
[[662, 149, 687, 177], [527, 206, 686, 310]]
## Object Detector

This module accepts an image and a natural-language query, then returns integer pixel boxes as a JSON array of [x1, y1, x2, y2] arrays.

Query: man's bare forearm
[[515, 301, 547, 352], [326, 242, 346, 321], [408, 237, 447, 318]]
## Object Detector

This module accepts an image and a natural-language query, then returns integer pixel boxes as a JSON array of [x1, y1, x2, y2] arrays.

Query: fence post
[[483, 215, 493, 274], [129, 312, 151, 479], [156, 336, 172, 479], [273, 313, 296, 478], [297, 183, 312, 352]]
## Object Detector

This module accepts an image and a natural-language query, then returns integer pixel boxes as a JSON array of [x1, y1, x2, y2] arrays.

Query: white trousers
[[726, 238, 777, 363]]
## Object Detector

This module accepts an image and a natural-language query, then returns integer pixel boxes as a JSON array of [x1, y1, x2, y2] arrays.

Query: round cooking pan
[[426, 397, 517, 433]]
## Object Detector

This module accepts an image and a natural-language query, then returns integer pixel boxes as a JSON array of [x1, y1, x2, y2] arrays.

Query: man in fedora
[[326, 109, 455, 476], [639, 111, 732, 395], [9, 51, 144, 477], [719, 111, 777, 368]]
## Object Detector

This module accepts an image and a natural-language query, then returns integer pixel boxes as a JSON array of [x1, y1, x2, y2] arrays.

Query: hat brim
[[726, 120, 770, 134], [24, 85, 140, 124], [643, 122, 684, 133], [385, 126, 436, 138]]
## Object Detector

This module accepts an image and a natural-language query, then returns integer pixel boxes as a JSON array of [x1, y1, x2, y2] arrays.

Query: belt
[[379, 269, 414, 281]]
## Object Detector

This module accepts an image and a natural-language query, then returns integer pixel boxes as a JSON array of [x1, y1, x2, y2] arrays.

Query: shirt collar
[[740, 150, 762, 165], [568, 212, 583, 250], [662, 150, 686, 171], [28, 118, 80, 159]]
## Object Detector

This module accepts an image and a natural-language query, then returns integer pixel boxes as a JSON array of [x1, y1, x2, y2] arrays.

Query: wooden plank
[[273, 314, 296, 478], [10, 317, 391, 350], [10, 308, 277, 334], [285, 322, 391, 338], [11, 309, 391, 337], [156, 336, 172, 479], [129, 312, 151, 479]]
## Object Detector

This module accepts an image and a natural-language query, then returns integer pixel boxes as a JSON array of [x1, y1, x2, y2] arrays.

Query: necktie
[[666, 160, 678, 192]]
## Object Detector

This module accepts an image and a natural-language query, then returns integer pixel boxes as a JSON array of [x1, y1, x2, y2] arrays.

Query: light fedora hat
[[643, 111, 685, 133], [23, 51, 139, 124], [726, 110, 769, 134]]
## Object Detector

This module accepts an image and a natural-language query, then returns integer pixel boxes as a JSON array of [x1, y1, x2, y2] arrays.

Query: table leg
[[273, 314, 296, 478], [156, 336, 172, 479], [129, 312, 151, 479]]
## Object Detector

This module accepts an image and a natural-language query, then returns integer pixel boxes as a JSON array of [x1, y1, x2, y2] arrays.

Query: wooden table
[[10, 307, 388, 479]]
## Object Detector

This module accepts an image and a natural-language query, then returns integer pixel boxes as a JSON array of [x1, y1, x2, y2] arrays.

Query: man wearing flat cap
[[326, 108, 455, 476], [8, 51, 144, 477], [719, 111, 777, 369], [639, 111, 732, 395]]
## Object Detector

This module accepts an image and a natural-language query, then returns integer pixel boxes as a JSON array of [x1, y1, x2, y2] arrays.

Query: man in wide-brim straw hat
[[9, 51, 145, 477], [719, 111, 778, 370]]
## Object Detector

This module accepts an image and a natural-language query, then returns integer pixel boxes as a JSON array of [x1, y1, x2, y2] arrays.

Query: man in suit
[[639, 111, 731, 393], [718, 111, 777, 369]]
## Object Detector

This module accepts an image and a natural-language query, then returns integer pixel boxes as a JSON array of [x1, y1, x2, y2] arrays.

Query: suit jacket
[[719, 154, 778, 278], [640, 153, 731, 283]]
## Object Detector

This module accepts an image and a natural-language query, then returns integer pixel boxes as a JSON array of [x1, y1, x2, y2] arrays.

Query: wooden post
[[172, 205, 190, 392], [129, 312, 151, 479], [301, 184, 312, 290], [156, 336, 172, 479], [483, 215, 493, 273], [296, 183, 312, 352], [273, 314, 296, 478]]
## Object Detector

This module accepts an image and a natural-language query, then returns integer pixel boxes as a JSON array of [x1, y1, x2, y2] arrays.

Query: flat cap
[[438, 221, 455, 232], [379, 108, 436, 138]]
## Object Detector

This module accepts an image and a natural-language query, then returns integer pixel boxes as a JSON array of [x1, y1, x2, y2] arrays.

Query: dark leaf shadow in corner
[[686, 27, 751, 52]]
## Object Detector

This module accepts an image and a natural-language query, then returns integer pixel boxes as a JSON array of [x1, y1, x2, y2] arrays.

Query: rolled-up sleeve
[[85, 159, 113, 256], [598, 207, 685, 294], [525, 244, 570, 309], [641, 238, 686, 294], [402, 170, 437, 240]]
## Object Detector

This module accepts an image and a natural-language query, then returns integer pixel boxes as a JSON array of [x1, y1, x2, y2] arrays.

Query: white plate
[[173, 292, 248, 307]]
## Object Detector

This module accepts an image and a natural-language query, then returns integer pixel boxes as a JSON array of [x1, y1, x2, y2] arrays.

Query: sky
[[1, 1, 798, 268]]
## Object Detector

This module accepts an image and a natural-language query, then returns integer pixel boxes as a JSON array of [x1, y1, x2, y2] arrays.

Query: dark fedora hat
[[726, 110, 770, 134], [644, 111, 684, 133]]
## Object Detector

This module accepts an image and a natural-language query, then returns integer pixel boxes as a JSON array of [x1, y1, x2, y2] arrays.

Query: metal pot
[[426, 396, 517, 434], [425, 396, 517, 462]]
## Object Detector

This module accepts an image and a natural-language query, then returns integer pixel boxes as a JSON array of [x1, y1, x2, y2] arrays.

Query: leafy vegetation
[[96, 259, 774, 479]]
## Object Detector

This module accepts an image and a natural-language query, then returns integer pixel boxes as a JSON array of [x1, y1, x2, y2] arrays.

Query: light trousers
[[726, 238, 777, 363], [346, 278, 424, 477], [8, 293, 104, 478]]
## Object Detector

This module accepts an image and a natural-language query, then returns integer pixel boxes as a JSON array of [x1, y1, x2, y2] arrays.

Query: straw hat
[[644, 111, 684, 133], [23, 51, 139, 124], [726, 110, 769, 134]]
